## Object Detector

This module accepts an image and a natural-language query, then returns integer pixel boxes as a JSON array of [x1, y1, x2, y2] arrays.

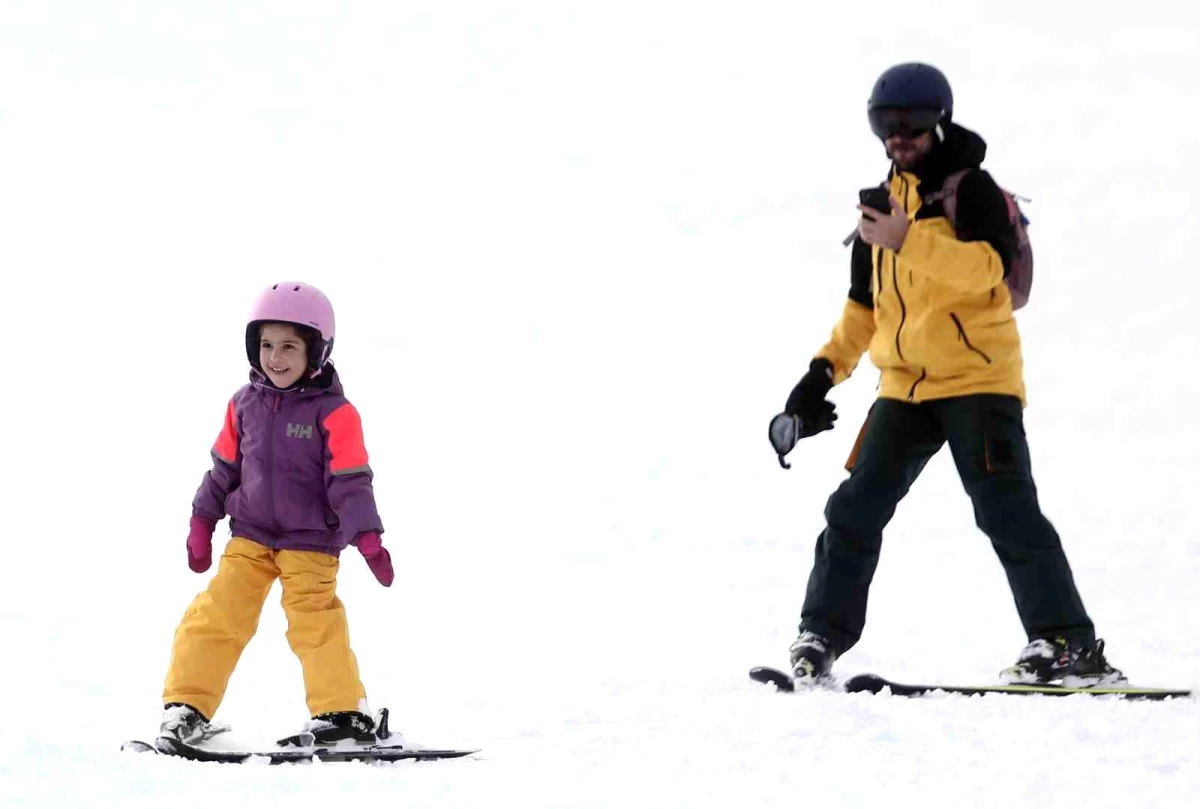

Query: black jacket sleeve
[[953, 169, 1017, 278], [848, 236, 874, 308]]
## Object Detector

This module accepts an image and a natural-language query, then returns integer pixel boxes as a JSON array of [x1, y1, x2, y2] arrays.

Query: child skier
[[159, 281, 395, 746]]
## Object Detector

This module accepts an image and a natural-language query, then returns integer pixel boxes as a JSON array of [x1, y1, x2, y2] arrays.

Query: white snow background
[[1, 2, 1197, 807]]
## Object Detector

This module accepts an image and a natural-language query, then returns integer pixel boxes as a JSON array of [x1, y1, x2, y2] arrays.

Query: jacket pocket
[[950, 313, 992, 365]]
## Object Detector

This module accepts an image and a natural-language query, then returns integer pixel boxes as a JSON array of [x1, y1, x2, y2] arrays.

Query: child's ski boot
[[159, 703, 212, 744], [277, 708, 404, 748]]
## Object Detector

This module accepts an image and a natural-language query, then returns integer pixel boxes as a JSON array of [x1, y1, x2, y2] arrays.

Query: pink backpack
[[926, 170, 1033, 310]]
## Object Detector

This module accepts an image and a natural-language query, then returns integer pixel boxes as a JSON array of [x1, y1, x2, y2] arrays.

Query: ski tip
[[417, 748, 481, 759], [842, 673, 889, 694], [120, 739, 159, 754], [749, 666, 796, 693]]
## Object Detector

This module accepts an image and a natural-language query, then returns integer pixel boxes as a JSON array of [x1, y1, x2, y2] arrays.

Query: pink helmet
[[245, 281, 336, 372]]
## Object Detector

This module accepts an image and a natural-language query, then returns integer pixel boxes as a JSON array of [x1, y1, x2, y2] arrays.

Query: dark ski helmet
[[867, 62, 953, 140]]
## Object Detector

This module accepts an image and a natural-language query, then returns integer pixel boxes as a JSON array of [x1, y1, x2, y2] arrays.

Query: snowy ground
[[2, 3, 1198, 807]]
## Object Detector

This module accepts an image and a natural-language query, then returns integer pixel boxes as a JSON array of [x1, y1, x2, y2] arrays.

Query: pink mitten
[[187, 516, 216, 573], [356, 532, 394, 587]]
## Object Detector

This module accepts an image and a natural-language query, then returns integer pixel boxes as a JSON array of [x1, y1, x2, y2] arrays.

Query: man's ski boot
[[999, 637, 1128, 687], [789, 630, 839, 687], [159, 703, 211, 744]]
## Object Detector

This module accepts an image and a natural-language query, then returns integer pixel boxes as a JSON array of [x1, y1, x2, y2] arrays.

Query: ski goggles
[[868, 107, 944, 140]]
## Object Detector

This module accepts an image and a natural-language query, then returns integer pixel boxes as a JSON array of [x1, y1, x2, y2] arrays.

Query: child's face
[[258, 323, 308, 388]]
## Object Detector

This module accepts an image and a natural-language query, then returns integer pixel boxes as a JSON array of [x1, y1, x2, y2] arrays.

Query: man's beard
[[888, 143, 927, 171]]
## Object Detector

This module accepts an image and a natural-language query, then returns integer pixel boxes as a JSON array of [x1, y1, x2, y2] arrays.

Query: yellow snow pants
[[162, 537, 367, 720]]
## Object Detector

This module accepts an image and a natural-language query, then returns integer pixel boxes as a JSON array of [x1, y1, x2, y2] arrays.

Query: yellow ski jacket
[[818, 124, 1026, 405]]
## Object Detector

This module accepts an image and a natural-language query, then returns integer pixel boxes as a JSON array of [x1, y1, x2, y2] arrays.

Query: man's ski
[[843, 673, 1194, 700], [748, 665, 846, 692], [749, 665, 800, 692], [750, 666, 1193, 700], [121, 736, 478, 764]]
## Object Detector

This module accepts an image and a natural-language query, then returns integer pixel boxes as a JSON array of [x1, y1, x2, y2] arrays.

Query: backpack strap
[[922, 169, 971, 222]]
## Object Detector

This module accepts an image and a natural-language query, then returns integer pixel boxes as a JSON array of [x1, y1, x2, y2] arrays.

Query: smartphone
[[859, 187, 892, 220]]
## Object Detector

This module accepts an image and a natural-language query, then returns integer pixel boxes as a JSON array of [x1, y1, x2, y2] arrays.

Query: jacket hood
[[911, 122, 987, 184], [934, 122, 987, 171], [890, 122, 987, 188]]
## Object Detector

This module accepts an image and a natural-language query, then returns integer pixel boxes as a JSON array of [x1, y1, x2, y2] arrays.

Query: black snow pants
[[798, 394, 1095, 654]]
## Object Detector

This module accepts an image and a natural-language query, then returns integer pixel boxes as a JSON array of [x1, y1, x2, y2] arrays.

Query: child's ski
[[121, 708, 478, 763], [122, 735, 477, 764], [120, 720, 232, 753]]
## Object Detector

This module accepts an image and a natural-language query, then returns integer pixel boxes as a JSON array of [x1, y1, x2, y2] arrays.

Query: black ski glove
[[769, 358, 837, 468], [784, 358, 835, 420]]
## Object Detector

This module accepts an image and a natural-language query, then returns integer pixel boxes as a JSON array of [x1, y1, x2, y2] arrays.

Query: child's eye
[[260, 342, 271, 350]]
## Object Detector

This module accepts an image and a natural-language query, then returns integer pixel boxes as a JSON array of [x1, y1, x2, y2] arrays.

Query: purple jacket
[[192, 365, 384, 555]]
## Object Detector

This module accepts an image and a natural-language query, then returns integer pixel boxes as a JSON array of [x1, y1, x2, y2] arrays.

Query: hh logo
[[287, 423, 314, 439]]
